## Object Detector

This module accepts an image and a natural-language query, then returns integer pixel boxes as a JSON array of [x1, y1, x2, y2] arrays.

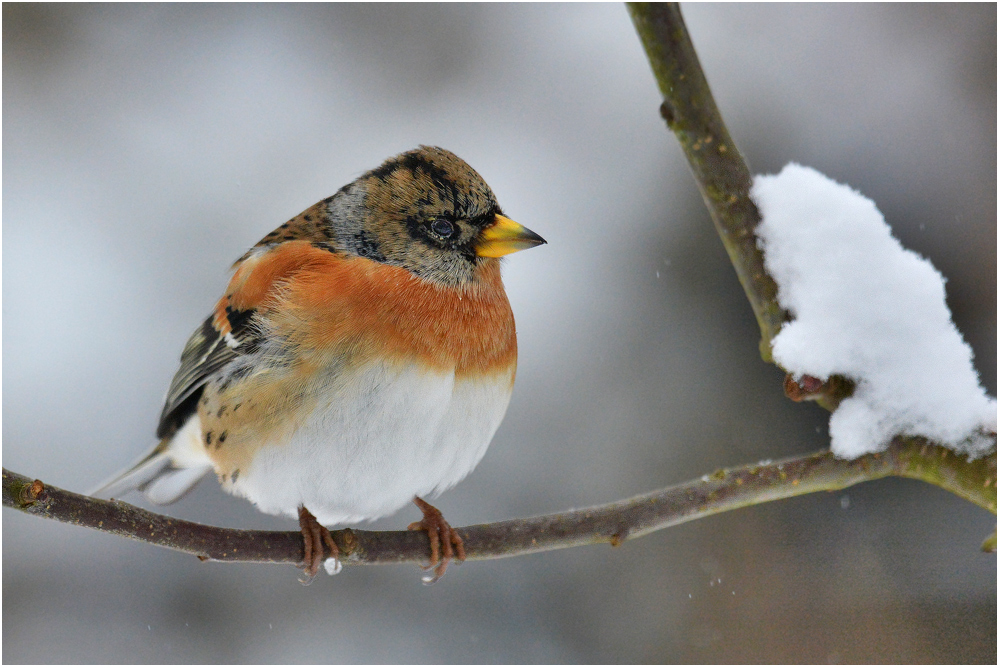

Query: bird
[[93, 146, 545, 582]]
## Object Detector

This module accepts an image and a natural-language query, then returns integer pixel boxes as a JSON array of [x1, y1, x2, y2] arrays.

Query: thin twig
[[4, 438, 994, 569], [626, 2, 859, 410], [627, 2, 784, 361]]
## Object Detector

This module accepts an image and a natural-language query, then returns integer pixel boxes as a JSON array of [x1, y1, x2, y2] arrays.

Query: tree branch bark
[[4, 438, 995, 569]]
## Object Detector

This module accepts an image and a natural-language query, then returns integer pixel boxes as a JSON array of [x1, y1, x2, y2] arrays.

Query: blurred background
[[3, 3, 995, 663]]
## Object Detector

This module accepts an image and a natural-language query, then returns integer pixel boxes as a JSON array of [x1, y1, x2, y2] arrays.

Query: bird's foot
[[408, 496, 465, 585], [297, 505, 340, 584]]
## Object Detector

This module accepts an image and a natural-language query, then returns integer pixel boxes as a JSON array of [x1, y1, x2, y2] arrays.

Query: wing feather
[[156, 316, 242, 438], [155, 241, 329, 439]]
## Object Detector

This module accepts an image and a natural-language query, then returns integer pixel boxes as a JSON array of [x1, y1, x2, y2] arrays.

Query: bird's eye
[[430, 218, 455, 239]]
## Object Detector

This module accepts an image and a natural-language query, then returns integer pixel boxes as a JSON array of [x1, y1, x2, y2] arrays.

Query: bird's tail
[[90, 420, 213, 505]]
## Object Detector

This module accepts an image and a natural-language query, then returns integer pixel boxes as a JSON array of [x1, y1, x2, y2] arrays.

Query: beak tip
[[520, 224, 547, 248], [474, 215, 547, 258]]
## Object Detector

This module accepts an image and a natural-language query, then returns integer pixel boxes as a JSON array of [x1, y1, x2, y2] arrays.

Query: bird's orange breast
[[221, 241, 517, 378]]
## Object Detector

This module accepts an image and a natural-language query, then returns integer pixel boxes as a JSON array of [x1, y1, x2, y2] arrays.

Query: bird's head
[[327, 146, 545, 285]]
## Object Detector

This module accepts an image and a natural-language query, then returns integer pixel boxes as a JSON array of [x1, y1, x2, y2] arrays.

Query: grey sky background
[[4, 4, 995, 662]]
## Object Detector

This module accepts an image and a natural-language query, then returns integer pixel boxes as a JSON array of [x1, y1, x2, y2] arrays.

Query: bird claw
[[409, 497, 465, 585], [298, 505, 339, 584]]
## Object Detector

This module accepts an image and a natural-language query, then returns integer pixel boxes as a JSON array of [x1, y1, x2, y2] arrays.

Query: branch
[[626, 3, 858, 410], [627, 2, 784, 362], [4, 438, 995, 569]]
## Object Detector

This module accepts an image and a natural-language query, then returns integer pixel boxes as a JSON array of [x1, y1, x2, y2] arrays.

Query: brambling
[[94, 146, 545, 582]]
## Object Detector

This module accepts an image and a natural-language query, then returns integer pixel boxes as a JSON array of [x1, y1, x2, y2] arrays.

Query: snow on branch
[[752, 165, 997, 458], [630, 2, 995, 466]]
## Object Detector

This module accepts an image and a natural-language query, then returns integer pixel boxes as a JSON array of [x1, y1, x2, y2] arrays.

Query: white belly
[[230, 361, 514, 525]]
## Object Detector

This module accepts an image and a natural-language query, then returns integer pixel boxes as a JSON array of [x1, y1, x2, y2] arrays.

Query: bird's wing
[[156, 240, 331, 439], [155, 314, 243, 439], [94, 238, 342, 504], [93, 255, 279, 501]]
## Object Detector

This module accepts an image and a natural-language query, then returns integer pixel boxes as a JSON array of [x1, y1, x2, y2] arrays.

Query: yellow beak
[[474, 214, 547, 258]]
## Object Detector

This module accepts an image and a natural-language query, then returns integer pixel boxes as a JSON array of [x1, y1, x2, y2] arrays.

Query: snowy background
[[4, 4, 995, 663]]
